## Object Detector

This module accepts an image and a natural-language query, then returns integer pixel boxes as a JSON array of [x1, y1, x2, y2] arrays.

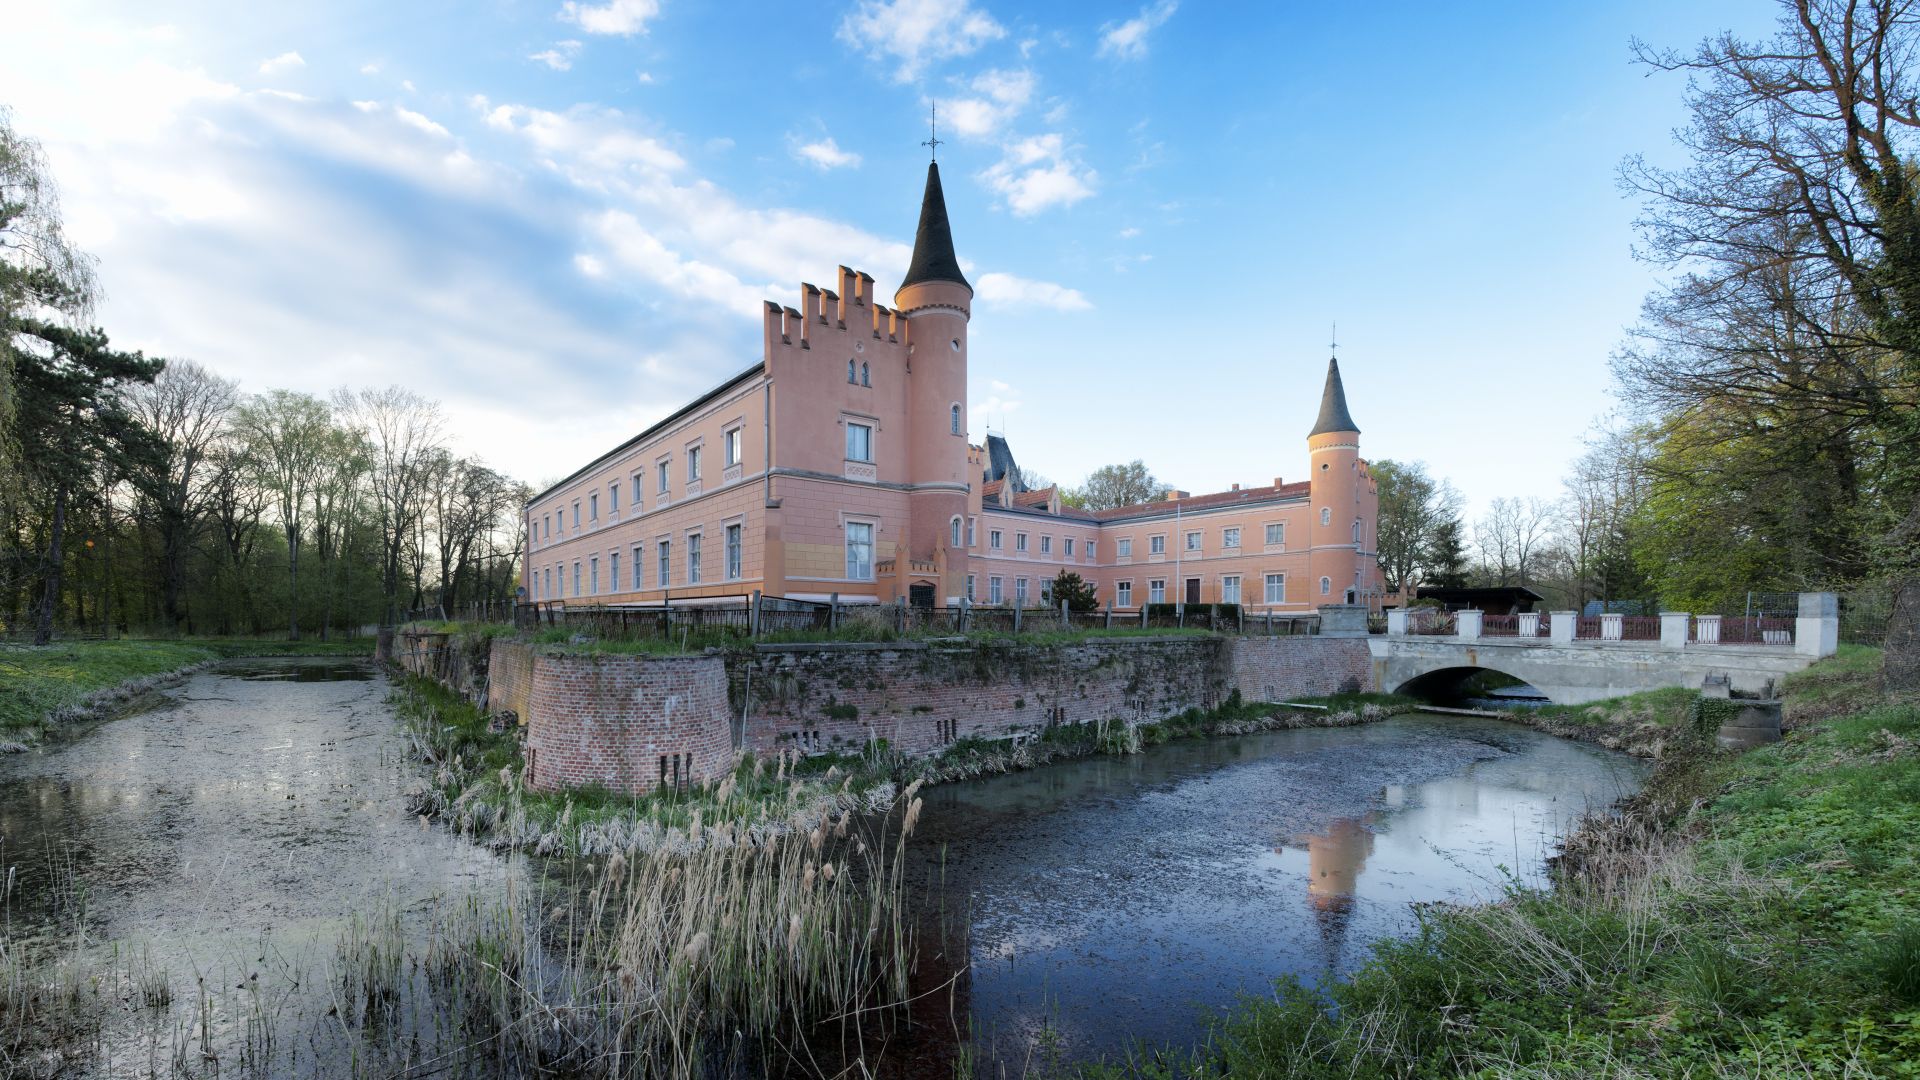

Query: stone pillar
[[1456, 609, 1483, 640], [1386, 609, 1409, 636], [1659, 612, 1690, 650], [1796, 591, 1839, 658], [1317, 604, 1370, 638], [1549, 611, 1576, 644]]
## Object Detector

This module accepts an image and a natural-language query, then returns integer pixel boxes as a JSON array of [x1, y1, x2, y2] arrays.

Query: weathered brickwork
[[523, 651, 736, 795], [487, 639, 534, 722], [1226, 636, 1372, 702]]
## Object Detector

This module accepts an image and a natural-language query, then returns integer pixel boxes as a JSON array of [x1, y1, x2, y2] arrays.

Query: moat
[[0, 661, 1644, 1076]]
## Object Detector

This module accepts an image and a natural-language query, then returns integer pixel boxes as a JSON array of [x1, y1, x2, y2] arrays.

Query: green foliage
[[1049, 570, 1100, 612]]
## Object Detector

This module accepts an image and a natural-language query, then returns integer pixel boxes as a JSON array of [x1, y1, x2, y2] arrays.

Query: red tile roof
[[1095, 481, 1311, 521]]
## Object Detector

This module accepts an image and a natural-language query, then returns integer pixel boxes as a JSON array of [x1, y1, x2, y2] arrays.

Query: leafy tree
[[232, 390, 334, 639], [1050, 569, 1100, 612], [1071, 460, 1168, 511], [1371, 459, 1462, 596], [1425, 518, 1470, 589]]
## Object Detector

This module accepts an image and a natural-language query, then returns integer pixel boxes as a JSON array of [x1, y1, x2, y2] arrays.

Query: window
[[572, 502, 580, 529], [632, 475, 643, 505], [688, 533, 703, 583], [725, 523, 742, 580], [965, 574, 976, 601], [990, 529, 1003, 551], [1265, 574, 1285, 604], [590, 556, 599, 594], [1223, 527, 1240, 549], [860, 362, 869, 387], [950, 517, 962, 547], [1265, 523, 1285, 546], [1116, 581, 1133, 607], [1088, 541, 1096, 560], [1149, 579, 1166, 604], [966, 517, 976, 546], [724, 427, 742, 467], [1015, 532, 1028, 553], [1039, 578, 1052, 604], [1118, 538, 1133, 558], [530, 572, 538, 600], [543, 514, 551, 541], [632, 546, 644, 589], [845, 522, 874, 579], [572, 561, 581, 596], [951, 404, 961, 435], [1320, 507, 1331, 526], [1149, 535, 1166, 555], [589, 493, 598, 522], [1064, 538, 1075, 557], [845, 422, 872, 462], [1320, 576, 1332, 596], [544, 567, 551, 597], [688, 447, 702, 482], [609, 483, 618, 513], [1185, 531, 1202, 552], [1016, 578, 1029, 605], [847, 359, 857, 384], [1222, 575, 1241, 604], [658, 540, 670, 585], [1352, 519, 1362, 544], [610, 552, 620, 590], [658, 460, 670, 494], [989, 576, 1003, 604], [1040, 536, 1052, 556]]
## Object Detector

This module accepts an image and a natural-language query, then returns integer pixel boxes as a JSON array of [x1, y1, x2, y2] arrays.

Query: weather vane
[[922, 102, 942, 161], [1330, 321, 1338, 359]]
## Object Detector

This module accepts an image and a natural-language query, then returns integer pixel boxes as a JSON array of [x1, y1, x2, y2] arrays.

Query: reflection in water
[[895, 714, 1647, 1071]]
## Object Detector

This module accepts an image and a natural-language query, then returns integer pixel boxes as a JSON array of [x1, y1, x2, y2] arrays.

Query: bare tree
[[334, 386, 445, 625], [232, 390, 333, 639], [1475, 497, 1555, 588], [1071, 460, 1169, 511], [124, 360, 237, 631]]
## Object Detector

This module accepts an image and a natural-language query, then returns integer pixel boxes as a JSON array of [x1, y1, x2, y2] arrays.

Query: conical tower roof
[[1309, 357, 1359, 436], [899, 161, 970, 293]]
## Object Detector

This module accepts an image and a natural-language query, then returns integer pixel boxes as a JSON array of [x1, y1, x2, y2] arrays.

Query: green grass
[[1078, 646, 1920, 1079], [0, 637, 374, 741]]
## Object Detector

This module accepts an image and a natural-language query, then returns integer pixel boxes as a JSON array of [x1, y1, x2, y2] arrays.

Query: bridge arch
[[1389, 665, 1552, 707]]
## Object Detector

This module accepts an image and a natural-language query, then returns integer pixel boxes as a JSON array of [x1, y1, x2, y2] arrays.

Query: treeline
[[1, 108, 527, 642]]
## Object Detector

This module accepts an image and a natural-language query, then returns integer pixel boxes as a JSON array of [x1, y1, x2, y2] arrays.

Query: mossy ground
[[0, 637, 372, 740], [1078, 648, 1920, 1078]]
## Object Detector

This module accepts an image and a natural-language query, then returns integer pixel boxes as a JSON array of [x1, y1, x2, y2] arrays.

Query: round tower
[[1306, 357, 1364, 606], [894, 161, 973, 604]]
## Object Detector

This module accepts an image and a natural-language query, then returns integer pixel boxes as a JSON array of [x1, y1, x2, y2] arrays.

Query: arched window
[[950, 404, 961, 435], [847, 359, 856, 383], [950, 517, 963, 546], [860, 362, 870, 386], [1351, 519, 1362, 544], [1320, 576, 1332, 596], [1320, 507, 1331, 526]]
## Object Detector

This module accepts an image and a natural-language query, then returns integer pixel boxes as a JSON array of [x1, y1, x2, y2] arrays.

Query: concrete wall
[[1370, 637, 1815, 705]]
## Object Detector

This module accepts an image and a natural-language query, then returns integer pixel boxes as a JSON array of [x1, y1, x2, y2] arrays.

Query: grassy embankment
[[0, 636, 372, 745], [1080, 644, 1920, 1078]]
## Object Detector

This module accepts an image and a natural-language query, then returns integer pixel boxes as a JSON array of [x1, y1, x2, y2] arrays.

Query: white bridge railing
[[1385, 592, 1837, 659]]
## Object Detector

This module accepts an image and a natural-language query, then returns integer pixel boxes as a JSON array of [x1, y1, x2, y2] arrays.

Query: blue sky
[[3, 0, 1780, 517]]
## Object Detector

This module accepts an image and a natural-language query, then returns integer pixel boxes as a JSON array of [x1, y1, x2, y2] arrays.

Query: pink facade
[[523, 163, 1384, 612]]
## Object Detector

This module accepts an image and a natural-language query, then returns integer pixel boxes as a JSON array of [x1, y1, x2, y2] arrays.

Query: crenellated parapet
[[761, 265, 908, 358]]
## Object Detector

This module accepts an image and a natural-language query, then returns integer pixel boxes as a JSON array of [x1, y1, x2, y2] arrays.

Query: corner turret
[[1308, 357, 1359, 437], [899, 162, 970, 293]]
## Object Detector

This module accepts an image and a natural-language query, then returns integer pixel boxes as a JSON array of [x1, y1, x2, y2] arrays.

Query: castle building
[[522, 163, 1384, 613]]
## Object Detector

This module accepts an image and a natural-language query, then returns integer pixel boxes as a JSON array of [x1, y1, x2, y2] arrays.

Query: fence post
[[1236, 606, 1244, 634], [1177, 602, 1185, 629], [960, 597, 971, 634], [1059, 599, 1069, 630], [830, 593, 840, 632], [751, 590, 763, 637], [1013, 604, 1022, 634], [1140, 606, 1148, 628], [1104, 607, 1113, 629]]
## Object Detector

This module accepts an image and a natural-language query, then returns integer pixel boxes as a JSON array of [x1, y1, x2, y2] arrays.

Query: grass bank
[[0, 637, 372, 745], [1081, 647, 1920, 1078]]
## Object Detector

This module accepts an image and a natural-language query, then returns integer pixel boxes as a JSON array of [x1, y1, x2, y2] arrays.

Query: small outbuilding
[[1413, 585, 1544, 615]]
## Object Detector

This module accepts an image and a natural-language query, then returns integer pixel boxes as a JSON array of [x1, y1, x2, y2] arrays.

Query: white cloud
[[359, 61, 381, 75], [838, 0, 1005, 82], [793, 136, 861, 170], [393, 106, 451, 139], [482, 102, 686, 174], [938, 68, 1033, 139], [636, 70, 655, 84], [1098, 0, 1178, 61], [559, 0, 661, 36], [991, 379, 1011, 392], [975, 271, 1091, 310], [257, 50, 305, 74], [529, 40, 583, 70], [1118, 226, 1140, 238], [574, 252, 607, 278], [980, 133, 1096, 216]]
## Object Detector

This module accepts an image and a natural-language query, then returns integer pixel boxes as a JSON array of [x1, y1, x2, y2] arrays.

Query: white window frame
[[1320, 507, 1332, 526], [1015, 578, 1029, 606], [658, 539, 670, 585], [1116, 581, 1133, 607], [845, 422, 873, 463], [1040, 535, 1052, 556], [1223, 527, 1240, 549], [657, 459, 671, 494], [572, 561, 581, 596], [610, 551, 620, 591], [1064, 538, 1075, 558], [589, 493, 599, 522], [1221, 575, 1241, 604], [989, 576, 1004, 604], [1117, 537, 1132, 558], [725, 523, 743, 580], [1320, 576, 1332, 596], [609, 482, 618, 514], [688, 532, 703, 583], [965, 574, 976, 601], [1149, 534, 1166, 555], [967, 517, 976, 546], [1265, 523, 1285, 547], [1015, 532, 1028, 553], [633, 546, 645, 590], [1265, 573, 1286, 605], [990, 529, 1003, 551], [589, 555, 600, 594], [1148, 579, 1166, 604], [950, 517, 962, 547], [724, 427, 742, 467], [1185, 530, 1201, 552], [572, 501, 580, 529], [845, 521, 875, 580], [688, 446, 702, 483]]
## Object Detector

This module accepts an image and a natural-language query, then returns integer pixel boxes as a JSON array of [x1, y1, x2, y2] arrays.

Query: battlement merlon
[[763, 269, 905, 355]]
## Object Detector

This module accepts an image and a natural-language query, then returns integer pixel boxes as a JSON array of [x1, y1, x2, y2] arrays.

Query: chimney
[[1231, 483, 1240, 491], [1273, 476, 1284, 487]]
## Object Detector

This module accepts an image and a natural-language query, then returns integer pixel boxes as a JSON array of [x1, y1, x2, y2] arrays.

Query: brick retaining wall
[[1227, 636, 1372, 702], [488, 639, 534, 722], [523, 651, 736, 794]]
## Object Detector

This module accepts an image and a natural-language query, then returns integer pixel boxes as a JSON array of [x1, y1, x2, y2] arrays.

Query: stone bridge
[[1370, 595, 1839, 705]]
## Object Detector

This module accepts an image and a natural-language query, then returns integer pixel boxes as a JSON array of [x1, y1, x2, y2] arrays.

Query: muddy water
[[897, 713, 1648, 1071], [0, 658, 518, 1076]]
